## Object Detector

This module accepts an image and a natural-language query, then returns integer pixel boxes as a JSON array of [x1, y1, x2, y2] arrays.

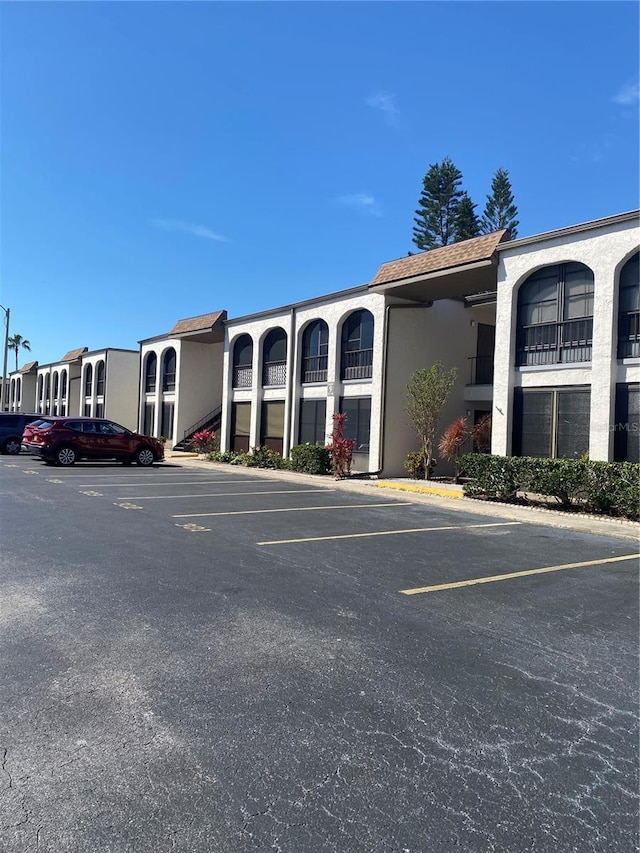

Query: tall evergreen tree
[[481, 167, 519, 237], [412, 157, 464, 251], [454, 192, 481, 241]]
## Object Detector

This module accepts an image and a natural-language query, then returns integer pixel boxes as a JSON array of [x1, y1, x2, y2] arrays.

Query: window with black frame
[[299, 399, 327, 445], [301, 320, 329, 383], [262, 329, 287, 387], [145, 353, 157, 393], [162, 348, 176, 392], [340, 396, 371, 454], [232, 335, 253, 388], [614, 383, 639, 462], [341, 310, 374, 380], [96, 361, 105, 396], [84, 364, 93, 397], [512, 387, 590, 458], [617, 252, 639, 359]]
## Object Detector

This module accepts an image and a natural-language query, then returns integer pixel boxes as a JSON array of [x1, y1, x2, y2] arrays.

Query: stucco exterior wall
[[105, 350, 139, 429], [175, 340, 225, 441], [492, 217, 640, 460]]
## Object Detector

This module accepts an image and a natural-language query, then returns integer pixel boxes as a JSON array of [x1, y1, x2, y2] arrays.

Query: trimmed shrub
[[207, 449, 237, 464], [290, 444, 331, 475], [404, 451, 428, 479]]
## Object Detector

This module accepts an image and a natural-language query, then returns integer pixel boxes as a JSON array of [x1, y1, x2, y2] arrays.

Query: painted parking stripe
[[400, 553, 640, 596], [119, 488, 337, 500], [173, 501, 413, 518], [74, 479, 268, 488], [257, 521, 521, 546]]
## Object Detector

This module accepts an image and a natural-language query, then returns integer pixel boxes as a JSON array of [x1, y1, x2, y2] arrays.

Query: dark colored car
[[26, 417, 165, 466], [0, 412, 42, 455]]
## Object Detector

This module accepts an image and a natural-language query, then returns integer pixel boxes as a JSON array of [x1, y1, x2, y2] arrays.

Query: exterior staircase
[[173, 405, 222, 452]]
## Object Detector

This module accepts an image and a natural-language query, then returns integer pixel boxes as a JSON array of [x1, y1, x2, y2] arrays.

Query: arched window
[[84, 363, 93, 396], [232, 335, 253, 388], [262, 329, 287, 387], [61, 371, 68, 399], [617, 251, 639, 359], [16, 378, 21, 405], [96, 360, 105, 395], [162, 348, 176, 392], [301, 320, 329, 383], [341, 310, 374, 380], [516, 263, 594, 366], [52, 372, 59, 400], [144, 353, 157, 393], [44, 374, 51, 412], [37, 375, 43, 411]]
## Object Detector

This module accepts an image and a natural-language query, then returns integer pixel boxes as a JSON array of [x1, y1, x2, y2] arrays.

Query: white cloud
[[613, 81, 640, 106], [366, 91, 399, 123], [151, 218, 230, 242], [336, 193, 382, 217]]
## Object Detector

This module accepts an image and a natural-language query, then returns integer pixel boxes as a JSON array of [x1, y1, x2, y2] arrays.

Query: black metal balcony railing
[[341, 348, 373, 380], [233, 365, 253, 389], [263, 360, 286, 387], [162, 373, 176, 392], [517, 319, 593, 366], [468, 355, 494, 385], [301, 355, 328, 384], [618, 311, 640, 359]]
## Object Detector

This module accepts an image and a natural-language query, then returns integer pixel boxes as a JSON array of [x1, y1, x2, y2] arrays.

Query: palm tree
[[8, 334, 31, 371]]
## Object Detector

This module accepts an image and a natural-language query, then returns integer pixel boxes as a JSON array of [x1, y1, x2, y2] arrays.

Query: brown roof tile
[[61, 347, 88, 362], [169, 311, 226, 335], [18, 360, 38, 373], [370, 231, 508, 287]]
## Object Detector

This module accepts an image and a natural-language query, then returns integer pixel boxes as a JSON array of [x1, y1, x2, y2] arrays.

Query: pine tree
[[412, 157, 464, 251], [481, 167, 519, 237], [454, 192, 481, 241]]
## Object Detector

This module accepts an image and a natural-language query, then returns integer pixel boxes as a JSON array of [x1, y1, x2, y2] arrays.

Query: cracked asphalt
[[1, 455, 638, 852]]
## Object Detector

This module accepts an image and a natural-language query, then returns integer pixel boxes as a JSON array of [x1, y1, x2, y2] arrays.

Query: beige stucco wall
[[175, 340, 224, 442], [492, 217, 640, 460]]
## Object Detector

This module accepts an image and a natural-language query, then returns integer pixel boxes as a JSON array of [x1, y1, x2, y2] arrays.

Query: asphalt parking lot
[[1, 453, 638, 852]]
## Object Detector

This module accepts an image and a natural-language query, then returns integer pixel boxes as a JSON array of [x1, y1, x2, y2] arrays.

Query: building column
[[491, 274, 516, 456], [589, 262, 617, 461]]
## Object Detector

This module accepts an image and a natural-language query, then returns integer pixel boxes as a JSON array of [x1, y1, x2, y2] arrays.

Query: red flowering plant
[[190, 428, 218, 454], [326, 412, 355, 479]]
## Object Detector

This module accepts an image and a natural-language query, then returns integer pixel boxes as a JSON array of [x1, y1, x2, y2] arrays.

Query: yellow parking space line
[[258, 521, 521, 546], [378, 481, 464, 499], [74, 479, 257, 488], [400, 553, 640, 596], [173, 501, 412, 519], [120, 488, 336, 500]]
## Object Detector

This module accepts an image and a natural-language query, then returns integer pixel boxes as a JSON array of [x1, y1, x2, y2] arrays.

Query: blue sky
[[1, 1, 638, 367]]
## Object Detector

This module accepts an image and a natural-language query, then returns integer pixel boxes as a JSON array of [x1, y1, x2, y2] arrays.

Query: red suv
[[26, 418, 165, 466]]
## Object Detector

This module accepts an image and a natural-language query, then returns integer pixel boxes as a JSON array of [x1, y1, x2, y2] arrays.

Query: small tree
[[438, 416, 470, 482], [412, 157, 464, 251], [406, 362, 457, 478], [481, 168, 519, 238], [326, 412, 355, 479], [8, 334, 31, 372]]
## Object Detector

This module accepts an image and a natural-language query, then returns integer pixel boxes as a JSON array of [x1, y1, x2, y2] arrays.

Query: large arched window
[[301, 320, 329, 383], [96, 360, 105, 395], [516, 263, 594, 366], [162, 348, 176, 392], [341, 309, 374, 380], [144, 353, 157, 393], [16, 378, 21, 405], [44, 374, 51, 412], [37, 375, 43, 411], [617, 251, 639, 359], [262, 329, 287, 387], [232, 335, 253, 388], [52, 372, 59, 400], [84, 363, 93, 396], [60, 371, 68, 399]]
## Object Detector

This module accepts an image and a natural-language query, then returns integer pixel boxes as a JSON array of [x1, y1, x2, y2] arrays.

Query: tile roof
[[18, 360, 38, 373], [61, 347, 88, 362], [370, 230, 508, 288], [169, 311, 226, 335]]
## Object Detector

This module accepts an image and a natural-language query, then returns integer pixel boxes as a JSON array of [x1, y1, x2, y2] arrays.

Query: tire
[[135, 447, 155, 467], [2, 438, 21, 455], [56, 445, 77, 466]]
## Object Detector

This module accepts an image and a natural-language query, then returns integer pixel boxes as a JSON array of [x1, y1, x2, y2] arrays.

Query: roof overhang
[[369, 258, 498, 303]]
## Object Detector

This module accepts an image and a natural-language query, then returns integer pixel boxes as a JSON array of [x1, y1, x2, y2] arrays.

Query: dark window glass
[[232, 335, 253, 388], [53, 373, 59, 399], [161, 401, 174, 438], [341, 310, 374, 380], [61, 372, 68, 398], [617, 252, 640, 359], [84, 364, 93, 396], [614, 384, 640, 462], [301, 321, 329, 383], [513, 390, 552, 457], [513, 388, 590, 459], [299, 399, 327, 445], [145, 353, 157, 393], [162, 349, 176, 392], [96, 361, 105, 396], [95, 403, 104, 419], [143, 403, 155, 436], [556, 391, 590, 459], [262, 329, 287, 387], [340, 397, 371, 453], [260, 401, 285, 453], [66, 421, 84, 433], [231, 402, 251, 452], [83, 403, 91, 417]]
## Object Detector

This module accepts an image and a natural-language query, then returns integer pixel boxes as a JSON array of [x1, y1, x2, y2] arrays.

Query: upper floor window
[[516, 263, 594, 366], [341, 309, 374, 380], [162, 348, 176, 392], [37, 375, 43, 401], [262, 329, 287, 387], [52, 372, 59, 400], [96, 360, 105, 396], [232, 335, 253, 388], [617, 251, 639, 359], [84, 363, 93, 396], [16, 378, 21, 403], [301, 320, 329, 384], [60, 371, 68, 398], [144, 353, 157, 393]]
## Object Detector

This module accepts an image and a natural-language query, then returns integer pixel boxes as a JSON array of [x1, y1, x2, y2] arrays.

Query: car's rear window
[[35, 420, 57, 430]]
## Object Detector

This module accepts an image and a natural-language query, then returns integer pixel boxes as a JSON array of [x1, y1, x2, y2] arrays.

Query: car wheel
[[56, 445, 77, 466], [135, 447, 155, 466], [2, 438, 21, 455]]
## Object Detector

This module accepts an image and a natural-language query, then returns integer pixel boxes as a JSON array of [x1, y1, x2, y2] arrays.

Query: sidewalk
[[162, 451, 640, 543]]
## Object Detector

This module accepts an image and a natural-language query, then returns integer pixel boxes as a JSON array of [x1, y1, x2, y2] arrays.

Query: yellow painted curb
[[377, 481, 464, 499]]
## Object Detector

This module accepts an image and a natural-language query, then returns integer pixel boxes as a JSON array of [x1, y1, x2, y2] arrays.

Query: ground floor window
[[299, 399, 327, 446], [161, 401, 174, 440], [95, 403, 104, 419], [340, 396, 371, 455], [512, 387, 590, 458], [231, 402, 251, 452], [60, 404, 66, 416], [143, 402, 155, 436], [614, 384, 639, 463], [83, 402, 91, 417], [260, 401, 285, 455]]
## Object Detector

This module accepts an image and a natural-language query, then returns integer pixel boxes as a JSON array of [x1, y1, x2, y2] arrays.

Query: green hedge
[[290, 444, 331, 475], [458, 454, 640, 521]]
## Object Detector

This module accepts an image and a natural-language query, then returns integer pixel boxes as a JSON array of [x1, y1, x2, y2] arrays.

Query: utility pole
[[0, 305, 9, 412]]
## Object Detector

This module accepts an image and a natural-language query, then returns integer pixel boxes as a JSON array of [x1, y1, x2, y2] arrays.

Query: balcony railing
[[468, 355, 494, 385], [517, 319, 593, 366], [618, 311, 640, 359], [301, 355, 328, 384], [233, 365, 253, 389], [341, 348, 373, 380], [263, 360, 286, 387]]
